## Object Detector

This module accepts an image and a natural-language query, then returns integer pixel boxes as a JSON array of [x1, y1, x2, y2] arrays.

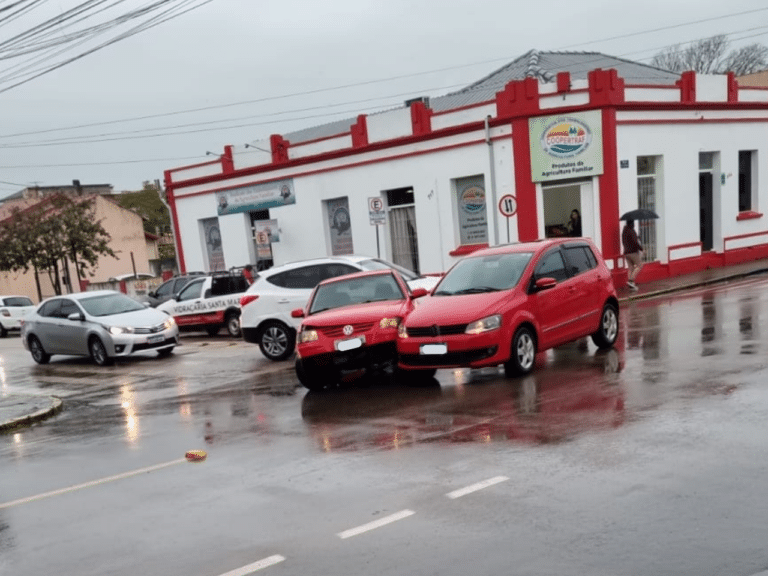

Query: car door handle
[[277, 299, 290, 304]]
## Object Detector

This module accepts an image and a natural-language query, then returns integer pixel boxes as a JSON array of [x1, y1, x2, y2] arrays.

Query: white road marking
[[337, 509, 415, 539], [446, 475, 509, 499], [216, 555, 286, 576], [0, 458, 187, 509]]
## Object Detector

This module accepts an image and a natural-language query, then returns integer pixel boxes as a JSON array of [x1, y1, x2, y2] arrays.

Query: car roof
[[44, 290, 122, 301], [258, 255, 373, 276], [465, 238, 592, 258], [1, 295, 33, 300]]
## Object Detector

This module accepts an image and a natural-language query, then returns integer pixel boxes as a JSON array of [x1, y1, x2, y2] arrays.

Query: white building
[[164, 51, 768, 287]]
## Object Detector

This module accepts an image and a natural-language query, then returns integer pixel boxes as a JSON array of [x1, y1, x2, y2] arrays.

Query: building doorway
[[385, 187, 419, 274], [699, 153, 715, 252]]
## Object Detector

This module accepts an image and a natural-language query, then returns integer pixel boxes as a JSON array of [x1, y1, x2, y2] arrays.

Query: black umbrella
[[620, 208, 658, 221]]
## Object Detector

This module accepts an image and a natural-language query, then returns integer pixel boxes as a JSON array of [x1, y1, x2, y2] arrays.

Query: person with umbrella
[[622, 217, 644, 290]]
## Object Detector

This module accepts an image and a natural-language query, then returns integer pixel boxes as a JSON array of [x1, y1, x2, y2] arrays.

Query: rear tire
[[28, 336, 50, 364], [225, 313, 241, 337], [89, 337, 114, 366], [258, 321, 295, 361], [591, 303, 619, 349], [504, 326, 536, 377]]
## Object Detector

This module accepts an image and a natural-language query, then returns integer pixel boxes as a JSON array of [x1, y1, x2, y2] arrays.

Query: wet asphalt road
[[2, 274, 768, 576]]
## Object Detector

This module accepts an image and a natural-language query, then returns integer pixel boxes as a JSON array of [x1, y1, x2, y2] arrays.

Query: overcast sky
[[1, 0, 766, 199]]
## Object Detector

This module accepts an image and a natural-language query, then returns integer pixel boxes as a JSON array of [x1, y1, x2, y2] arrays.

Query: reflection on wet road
[[2, 274, 768, 576]]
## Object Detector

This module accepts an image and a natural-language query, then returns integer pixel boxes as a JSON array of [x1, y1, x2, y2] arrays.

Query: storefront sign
[[456, 177, 488, 245], [216, 179, 295, 216], [529, 110, 603, 182], [201, 217, 225, 271]]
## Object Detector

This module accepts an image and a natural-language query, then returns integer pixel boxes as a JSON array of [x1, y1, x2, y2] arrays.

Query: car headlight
[[379, 317, 401, 329], [299, 328, 318, 343], [465, 314, 502, 335], [163, 318, 176, 330], [108, 325, 134, 335]]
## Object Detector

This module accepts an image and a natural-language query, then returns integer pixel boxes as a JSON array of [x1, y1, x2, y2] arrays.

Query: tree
[[115, 182, 176, 261], [652, 34, 768, 76], [0, 194, 117, 297]]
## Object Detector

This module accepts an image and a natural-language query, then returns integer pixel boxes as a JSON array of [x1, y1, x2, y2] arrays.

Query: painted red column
[[164, 170, 186, 274], [597, 107, 621, 260], [351, 115, 369, 148]]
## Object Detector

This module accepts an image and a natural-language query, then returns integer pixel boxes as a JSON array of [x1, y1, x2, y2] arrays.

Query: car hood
[[405, 291, 513, 326], [304, 301, 408, 327], [90, 307, 171, 328]]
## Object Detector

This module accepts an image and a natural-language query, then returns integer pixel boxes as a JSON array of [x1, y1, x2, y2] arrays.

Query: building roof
[[283, 50, 681, 143]]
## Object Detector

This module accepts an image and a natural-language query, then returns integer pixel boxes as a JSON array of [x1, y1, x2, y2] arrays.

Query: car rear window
[[2, 297, 33, 307], [210, 275, 249, 296]]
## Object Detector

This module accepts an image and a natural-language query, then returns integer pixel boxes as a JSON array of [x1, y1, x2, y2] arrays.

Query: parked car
[[143, 272, 206, 307], [397, 238, 619, 378], [0, 295, 35, 337], [21, 290, 179, 366], [239, 255, 441, 361], [156, 270, 250, 337], [292, 269, 428, 390]]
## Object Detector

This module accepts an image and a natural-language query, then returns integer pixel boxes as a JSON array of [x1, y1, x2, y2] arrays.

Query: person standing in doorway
[[566, 209, 582, 237], [622, 219, 643, 290]]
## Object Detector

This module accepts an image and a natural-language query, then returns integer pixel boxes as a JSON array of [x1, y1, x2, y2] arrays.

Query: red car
[[397, 238, 619, 378], [293, 270, 428, 390]]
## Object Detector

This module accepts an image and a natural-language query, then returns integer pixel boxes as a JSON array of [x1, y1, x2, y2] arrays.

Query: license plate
[[148, 335, 164, 344], [336, 337, 364, 351], [420, 343, 447, 355]]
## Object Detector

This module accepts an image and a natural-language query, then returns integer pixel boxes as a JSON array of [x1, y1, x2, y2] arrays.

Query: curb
[[618, 268, 768, 304], [0, 396, 63, 432]]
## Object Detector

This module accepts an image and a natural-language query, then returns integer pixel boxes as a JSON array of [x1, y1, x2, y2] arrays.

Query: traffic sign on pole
[[369, 197, 386, 225], [498, 194, 517, 217]]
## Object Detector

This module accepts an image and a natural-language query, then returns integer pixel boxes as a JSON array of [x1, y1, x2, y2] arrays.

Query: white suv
[[240, 256, 440, 361]]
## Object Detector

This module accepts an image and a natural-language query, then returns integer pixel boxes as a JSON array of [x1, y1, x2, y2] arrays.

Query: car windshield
[[358, 258, 418, 281], [309, 274, 405, 314], [433, 252, 533, 295], [79, 293, 146, 317]]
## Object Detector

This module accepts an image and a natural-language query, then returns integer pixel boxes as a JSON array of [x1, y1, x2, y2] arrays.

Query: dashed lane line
[[446, 475, 509, 499], [215, 555, 286, 576], [337, 509, 415, 539], [0, 458, 187, 509]]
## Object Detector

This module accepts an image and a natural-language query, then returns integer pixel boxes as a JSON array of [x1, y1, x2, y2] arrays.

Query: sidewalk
[[3, 258, 768, 432]]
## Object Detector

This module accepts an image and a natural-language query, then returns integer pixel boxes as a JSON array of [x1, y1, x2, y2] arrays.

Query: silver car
[[21, 290, 179, 366]]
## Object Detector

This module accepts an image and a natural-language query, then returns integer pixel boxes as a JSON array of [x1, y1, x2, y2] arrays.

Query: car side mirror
[[67, 312, 85, 321], [291, 308, 305, 318], [410, 288, 428, 299], [147, 291, 156, 298], [534, 277, 557, 291]]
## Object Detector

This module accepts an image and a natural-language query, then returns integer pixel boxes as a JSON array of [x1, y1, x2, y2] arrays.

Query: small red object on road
[[185, 449, 207, 462]]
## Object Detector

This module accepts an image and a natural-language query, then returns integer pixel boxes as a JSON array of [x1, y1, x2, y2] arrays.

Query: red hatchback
[[397, 238, 619, 378], [293, 270, 427, 390]]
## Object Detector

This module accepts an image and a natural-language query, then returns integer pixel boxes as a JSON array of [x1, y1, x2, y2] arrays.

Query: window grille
[[637, 156, 658, 261]]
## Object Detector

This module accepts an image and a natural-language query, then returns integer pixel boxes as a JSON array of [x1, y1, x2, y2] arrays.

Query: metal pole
[[376, 225, 380, 258], [485, 116, 499, 246]]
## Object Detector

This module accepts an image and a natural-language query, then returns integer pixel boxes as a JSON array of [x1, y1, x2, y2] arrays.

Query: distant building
[[0, 189, 159, 302]]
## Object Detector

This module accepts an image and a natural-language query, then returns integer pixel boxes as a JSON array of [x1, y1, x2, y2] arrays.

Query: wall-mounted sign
[[216, 179, 295, 216], [327, 197, 354, 255], [456, 176, 488, 245], [620, 159, 630, 169], [529, 110, 603, 182]]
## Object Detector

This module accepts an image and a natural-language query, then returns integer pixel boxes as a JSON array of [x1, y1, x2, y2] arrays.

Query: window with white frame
[[636, 156, 659, 261]]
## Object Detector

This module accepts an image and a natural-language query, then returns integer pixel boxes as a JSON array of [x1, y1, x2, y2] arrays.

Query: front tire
[[295, 359, 335, 391], [591, 303, 618, 349], [258, 321, 295, 361], [205, 326, 220, 336], [89, 337, 114, 366], [157, 346, 175, 357], [0, 323, 7, 338], [225, 313, 241, 337], [504, 326, 536, 377], [28, 336, 50, 364]]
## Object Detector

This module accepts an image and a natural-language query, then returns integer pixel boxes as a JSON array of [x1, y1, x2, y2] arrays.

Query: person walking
[[622, 219, 643, 290]]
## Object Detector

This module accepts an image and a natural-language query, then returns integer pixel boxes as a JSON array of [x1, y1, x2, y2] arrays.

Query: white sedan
[[0, 295, 35, 338], [21, 290, 179, 366]]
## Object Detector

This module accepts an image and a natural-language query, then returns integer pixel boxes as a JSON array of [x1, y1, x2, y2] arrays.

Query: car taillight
[[1, 310, 9, 317], [240, 294, 259, 307]]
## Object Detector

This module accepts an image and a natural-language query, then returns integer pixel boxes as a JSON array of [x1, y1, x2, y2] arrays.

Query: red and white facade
[[165, 67, 768, 286]]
